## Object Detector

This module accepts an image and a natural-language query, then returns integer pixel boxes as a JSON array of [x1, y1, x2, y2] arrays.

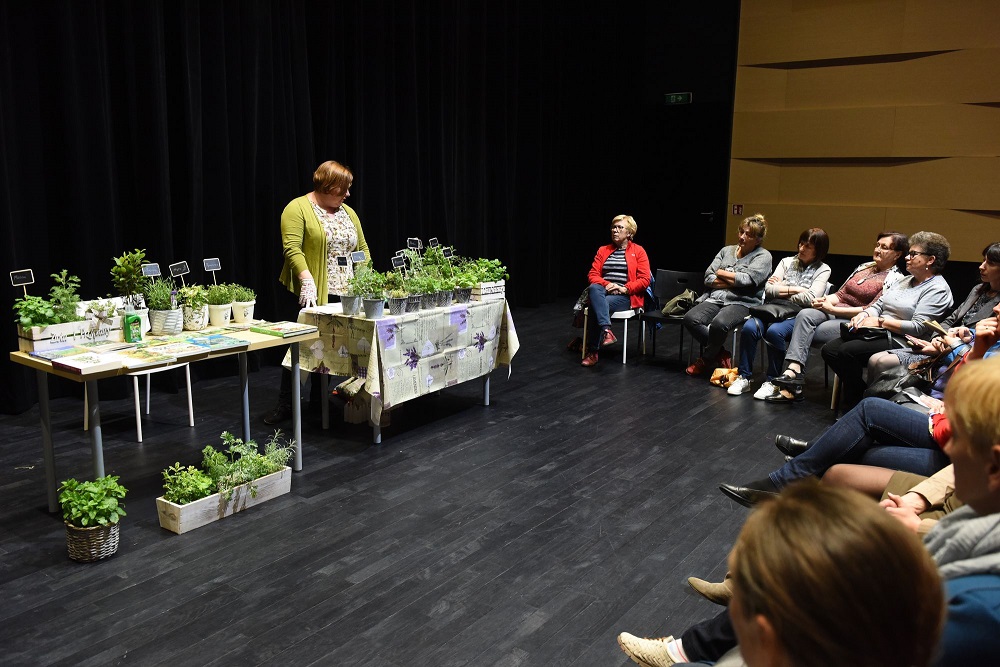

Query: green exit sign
[[665, 92, 693, 105]]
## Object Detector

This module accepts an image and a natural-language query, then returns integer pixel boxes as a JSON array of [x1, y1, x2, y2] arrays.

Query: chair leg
[[145, 374, 151, 415], [133, 375, 143, 443], [831, 375, 841, 411], [581, 309, 588, 360], [621, 319, 628, 364], [184, 364, 195, 426]]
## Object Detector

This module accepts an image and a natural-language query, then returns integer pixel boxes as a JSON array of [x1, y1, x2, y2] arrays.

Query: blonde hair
[[313, 160, 354, 194], [741, 213, 767, 241], [945, 355, 1000, 458], [730, 480, 944, 667], [612, 214, 637, 239]]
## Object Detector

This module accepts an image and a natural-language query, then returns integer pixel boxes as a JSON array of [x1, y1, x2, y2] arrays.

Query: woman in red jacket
[[580, 215, 651, 366]]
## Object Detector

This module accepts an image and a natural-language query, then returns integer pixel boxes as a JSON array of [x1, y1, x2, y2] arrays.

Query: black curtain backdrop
[[1, 1, 741, 414]]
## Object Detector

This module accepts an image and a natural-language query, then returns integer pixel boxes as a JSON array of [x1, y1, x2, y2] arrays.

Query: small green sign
[[664, 92, 693, 105]]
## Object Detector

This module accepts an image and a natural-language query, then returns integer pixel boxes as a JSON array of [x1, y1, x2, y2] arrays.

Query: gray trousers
[[783, 308, 846, 368]]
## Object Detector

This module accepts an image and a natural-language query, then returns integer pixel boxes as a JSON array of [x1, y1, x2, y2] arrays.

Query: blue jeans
[[770, 397, 947, 488], [586, 283, 631, 351], [737, 317, 795, 379]]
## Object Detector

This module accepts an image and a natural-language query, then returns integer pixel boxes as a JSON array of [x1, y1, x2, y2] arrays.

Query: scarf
[[924, 505, 1000, 580]]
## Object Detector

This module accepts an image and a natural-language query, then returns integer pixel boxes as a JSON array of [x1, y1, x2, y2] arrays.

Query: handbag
[[748, 299, 802, 325], [709, 367, 739, 388], [839, 322, 890, 342], [863, 365, 931, 399], [661, 289, 697, 316]]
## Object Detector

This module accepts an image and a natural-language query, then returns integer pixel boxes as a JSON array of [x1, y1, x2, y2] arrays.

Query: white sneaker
[[727, 376, 751, 395], [754, 381, 777, 400], [753, 382, 778, 401]]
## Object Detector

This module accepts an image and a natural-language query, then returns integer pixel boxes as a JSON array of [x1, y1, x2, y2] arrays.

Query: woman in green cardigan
[[264, 160, 371, 424]]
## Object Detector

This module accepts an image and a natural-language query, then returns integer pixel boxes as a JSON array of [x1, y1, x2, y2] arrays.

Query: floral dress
[[310, 201, 359, 295]]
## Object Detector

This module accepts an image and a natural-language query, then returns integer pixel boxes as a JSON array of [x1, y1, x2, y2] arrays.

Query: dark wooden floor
[[0, 302, 839, 666]]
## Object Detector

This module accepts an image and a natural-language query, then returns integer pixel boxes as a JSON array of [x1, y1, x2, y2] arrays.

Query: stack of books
[[250, 321, 318, 338]]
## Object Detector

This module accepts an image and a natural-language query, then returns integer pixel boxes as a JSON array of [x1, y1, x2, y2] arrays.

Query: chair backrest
[[653, 269, 704, 302]]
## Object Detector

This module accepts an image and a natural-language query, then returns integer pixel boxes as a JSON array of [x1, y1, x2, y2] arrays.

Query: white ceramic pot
[[182, 305, 209, 330], [232, 300, 256, 323], [208, 303, 233, 327]]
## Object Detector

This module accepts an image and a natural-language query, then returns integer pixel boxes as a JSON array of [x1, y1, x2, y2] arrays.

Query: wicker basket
[[65, 522, 120, 562]]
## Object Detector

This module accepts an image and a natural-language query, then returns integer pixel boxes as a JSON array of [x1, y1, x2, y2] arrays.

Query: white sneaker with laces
[[754, 380, 777, 400], [727, 376, 751, 395]]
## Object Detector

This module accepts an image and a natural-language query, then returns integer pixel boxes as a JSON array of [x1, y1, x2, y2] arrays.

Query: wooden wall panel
[[728, 1, 1000, 262], [739, 1, 1000, 65], [732, 109, 896, 158]]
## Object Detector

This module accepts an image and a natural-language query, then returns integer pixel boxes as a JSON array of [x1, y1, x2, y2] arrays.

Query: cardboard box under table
[[290, 300, 519, 443]]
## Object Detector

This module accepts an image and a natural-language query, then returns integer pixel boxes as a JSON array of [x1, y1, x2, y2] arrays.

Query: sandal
[[773, 370, 805, 390], [764, 386, 804, 403]]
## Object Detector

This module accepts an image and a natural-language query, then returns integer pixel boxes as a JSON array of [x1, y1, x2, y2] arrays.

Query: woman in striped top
[[581, 215, 651, 366]]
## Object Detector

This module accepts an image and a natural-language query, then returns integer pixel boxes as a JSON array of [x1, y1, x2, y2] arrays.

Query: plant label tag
[[169, 261, 190, 278], [428, 237, 439, 247], [442, 248, 453, 258], [142, 263, 161, 277], [350, 251, 367, 264], [336, 255, 349, 267], [10, 269, 34, 287], [203, 257, 222, 271], [391, 256, 406, 269], [407, 237, 421, 249]]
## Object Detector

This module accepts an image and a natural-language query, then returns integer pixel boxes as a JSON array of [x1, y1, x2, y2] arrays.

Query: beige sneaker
[[616, 632, 677, 667], [687, 576, 734, 606]]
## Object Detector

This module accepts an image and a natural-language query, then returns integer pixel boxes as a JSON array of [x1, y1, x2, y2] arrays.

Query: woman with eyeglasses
[[819, 231, 954, 409], [764, 231, 908, 403], [867, 241, 1000, 378], [577, 215, 651, 367]]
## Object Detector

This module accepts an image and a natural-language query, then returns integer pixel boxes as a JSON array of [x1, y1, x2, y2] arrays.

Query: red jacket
[[588, 242, 651, 310]]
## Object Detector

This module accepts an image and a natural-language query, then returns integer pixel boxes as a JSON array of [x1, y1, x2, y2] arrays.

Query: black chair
[[640, 269, 703, 362]]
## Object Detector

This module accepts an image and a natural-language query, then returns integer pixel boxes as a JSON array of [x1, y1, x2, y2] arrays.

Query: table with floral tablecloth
[[284, 300, 518, 432]]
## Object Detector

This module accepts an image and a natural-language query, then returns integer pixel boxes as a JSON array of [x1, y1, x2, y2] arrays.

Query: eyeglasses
[[906, 250, 932, 259]]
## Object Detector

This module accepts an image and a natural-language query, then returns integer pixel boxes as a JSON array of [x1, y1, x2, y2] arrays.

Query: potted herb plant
[[349, 265, 386, 319], [58, 475, 127, 562], [13, 271, 105, 352], [177, 284, 209, 330], [384, 270, 408, 315], [110, 249, 151, 331], [230, 283, 257, 323], [156, 431, 294, 534], [144, 277, 182, 335], [205, 283, 235, 327], [453, 267, 475, 304], [402, 274, 423, 312]]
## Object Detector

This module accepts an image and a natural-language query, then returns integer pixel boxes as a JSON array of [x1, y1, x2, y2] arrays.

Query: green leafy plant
[[202, 431, 294, 500], [49, 270, 84, 323], [13, 294, 58, 328], [205, 283, 235, 306], [462, 257, 508, 283], [230, 283, 256, 302], [383, 270, 404, 293], [161, 463, 215, 505], [348, 265, 386, 298], [111, 249, 150, 309], [58, 475, 127, 527], [177, 284, 208, 309], [143, 278, 177, 311], [83, 297, 121, 321]]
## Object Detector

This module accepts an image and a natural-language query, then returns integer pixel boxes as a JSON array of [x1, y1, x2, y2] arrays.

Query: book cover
[[250, 321, 318, 338], [118, 348, 177, 370], [51, 353, 123, 374], [28, 346, 84, 361], [186, 334, 251, 352], [153, 342, 212, 362]]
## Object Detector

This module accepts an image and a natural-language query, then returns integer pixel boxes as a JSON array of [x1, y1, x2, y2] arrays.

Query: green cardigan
[[278, 197, 370, 306]]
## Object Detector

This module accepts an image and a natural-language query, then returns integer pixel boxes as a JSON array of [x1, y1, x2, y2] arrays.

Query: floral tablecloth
[[283, 299, 518, 424]]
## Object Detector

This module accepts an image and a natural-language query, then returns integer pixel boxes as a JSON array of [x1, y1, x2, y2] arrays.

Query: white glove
[[298, 278, 317, 308]]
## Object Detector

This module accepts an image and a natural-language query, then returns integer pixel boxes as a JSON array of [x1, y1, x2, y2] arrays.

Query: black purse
[[748, 299, 802, 325], [839, 322, 890, 342], [864, 365, 931, 399]]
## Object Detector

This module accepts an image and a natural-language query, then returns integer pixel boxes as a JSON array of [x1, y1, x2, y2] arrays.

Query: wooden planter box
[[472, 280, 505, 302], [155, 467, 292, 534], [17, 317, 124, 352]]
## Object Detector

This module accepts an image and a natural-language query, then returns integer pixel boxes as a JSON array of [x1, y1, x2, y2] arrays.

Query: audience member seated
[[727, 228, 831, 399], [618, 343, 1000, 667], [576, 214, 650, 367], [868, 241, 1000, 378], [818, 231, 954, 409], [617, 481, 945, 667], [727, 307, 1000, 505], [683, 213, 772, 376], [765, 231, 907, 403]]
